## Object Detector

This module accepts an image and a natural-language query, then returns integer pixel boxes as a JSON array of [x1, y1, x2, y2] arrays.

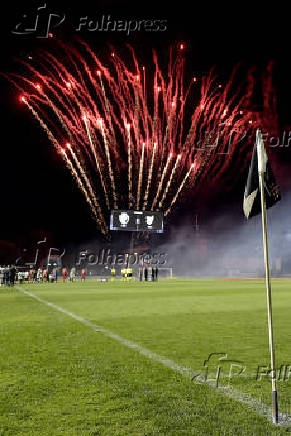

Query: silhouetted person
[[155, 267, 159, 281], [10, 267, 16, 286], [144, 267, 148, 282], [4, 268, 10, 286]]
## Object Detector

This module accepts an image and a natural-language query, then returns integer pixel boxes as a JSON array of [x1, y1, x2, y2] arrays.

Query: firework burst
[[7, 41, 278, 235]]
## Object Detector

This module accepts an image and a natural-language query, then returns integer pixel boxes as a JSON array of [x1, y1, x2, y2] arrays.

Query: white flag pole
[[256, 129, 278, 424]]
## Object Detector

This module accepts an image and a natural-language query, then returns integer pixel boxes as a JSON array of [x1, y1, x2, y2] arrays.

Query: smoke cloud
[[158, 192, 291, 277]]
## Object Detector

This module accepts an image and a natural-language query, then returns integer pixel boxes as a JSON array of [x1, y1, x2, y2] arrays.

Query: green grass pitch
[[0, 278, 291, 435]]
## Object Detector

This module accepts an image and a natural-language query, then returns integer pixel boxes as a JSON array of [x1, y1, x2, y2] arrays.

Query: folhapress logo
[[11, 4, 168, 38], [12, 3, 65, 38]]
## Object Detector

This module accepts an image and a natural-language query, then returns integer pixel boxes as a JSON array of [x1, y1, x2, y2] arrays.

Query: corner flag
[[244, 129, 281, 424], [243, 131, 281, 219]]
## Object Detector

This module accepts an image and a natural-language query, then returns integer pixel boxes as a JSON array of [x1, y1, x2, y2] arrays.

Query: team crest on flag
[[243, 131, 281, 219]]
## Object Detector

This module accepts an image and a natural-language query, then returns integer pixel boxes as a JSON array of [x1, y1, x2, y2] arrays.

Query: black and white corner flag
[[243, 130, 281, 219]]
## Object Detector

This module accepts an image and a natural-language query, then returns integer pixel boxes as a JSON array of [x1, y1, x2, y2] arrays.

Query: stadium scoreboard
[[110, 210, 163, 233]]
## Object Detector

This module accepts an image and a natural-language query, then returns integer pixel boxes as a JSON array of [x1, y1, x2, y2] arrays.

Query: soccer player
[[53, 267, 58, 283], [70, 267, 76, 282], [62, 267, 67, 282], [18, 271, 23, 284], [37, 268, 43, 283], [110, 267, 116, 281], [81, 268, 86, 282]]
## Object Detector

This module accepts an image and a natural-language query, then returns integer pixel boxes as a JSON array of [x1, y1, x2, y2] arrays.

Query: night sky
[[0, 1, 290, 251]]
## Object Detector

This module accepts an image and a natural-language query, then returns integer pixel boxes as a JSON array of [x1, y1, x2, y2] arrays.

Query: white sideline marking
[[17, 288, 191, 375], [17, 287, 291, 426]]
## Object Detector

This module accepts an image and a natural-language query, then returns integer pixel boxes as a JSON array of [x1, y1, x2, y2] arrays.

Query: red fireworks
[[8, 41, 278, 235]]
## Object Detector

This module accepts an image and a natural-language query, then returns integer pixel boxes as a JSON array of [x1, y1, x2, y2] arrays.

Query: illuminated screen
[[110, 210, 163, 233]]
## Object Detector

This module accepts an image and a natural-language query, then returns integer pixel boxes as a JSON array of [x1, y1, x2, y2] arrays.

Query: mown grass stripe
[[16, 286, 291, 426]]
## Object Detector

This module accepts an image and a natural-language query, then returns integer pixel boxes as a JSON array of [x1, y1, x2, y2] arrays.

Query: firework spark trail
[[22, 98, 58, 147], [61, 149, 107, 234], [66, 143, 106, 223], [96, 70, 120, 165], [164, 163, 195, 217], [151, 153, 173, 210], [143, 141, 157, 210], [136, 142, 145, 210], [34, 84, 84, 155], [155, 50, 184, 149], [98, 118, 118, 209], [142, 66, 146, 102], [132, 75, 142, 177], [125, 123, 133, 208], [158, 154, 181, 210], [83, 114, 110, 210], [154, 98, 176, 188], [95, 71, 121, 164], [97, 71, 110, 111], [97, 54, 135, 134]]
